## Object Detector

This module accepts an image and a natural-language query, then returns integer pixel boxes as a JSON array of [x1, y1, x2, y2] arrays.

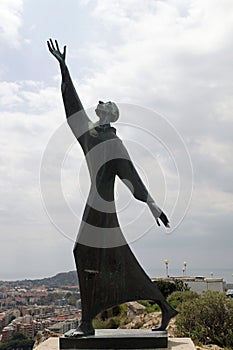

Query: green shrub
[[138, 300, 160, 313], [0, 332, 35, 349], [93, 304, 129, 329], [167, 291, 199, 309], [92, 318, 106, 329], [154, 280, 176, 298], [133, 321, 144, 329], [99, 305, 121, 320], [93, 316, 121, 329], [175, 291, 233, 348], [173, 279, 190, 292], [137, 300, 151, 308], [154, 279, 190, 298], [106, 317, 120, 329]]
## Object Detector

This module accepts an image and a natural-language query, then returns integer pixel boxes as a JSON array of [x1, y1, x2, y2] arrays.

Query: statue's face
[[95, 101, 112, 119], [95, 101, 119, 123]]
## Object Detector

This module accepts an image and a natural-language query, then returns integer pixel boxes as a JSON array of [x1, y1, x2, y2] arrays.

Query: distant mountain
[[0, 271, 79, 288], [33, 271, 79, 288]]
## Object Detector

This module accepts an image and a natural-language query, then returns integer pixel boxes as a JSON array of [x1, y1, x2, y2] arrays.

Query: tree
[[154, 280, 176, 298], [154, 279, 189, 298], [0, 333, 35, 350]]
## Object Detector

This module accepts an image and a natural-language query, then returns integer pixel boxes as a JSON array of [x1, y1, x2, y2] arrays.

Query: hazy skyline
[[0, 0, 233, 282]]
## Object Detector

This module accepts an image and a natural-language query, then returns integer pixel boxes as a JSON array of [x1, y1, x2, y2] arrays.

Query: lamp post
[[183, 261, 187, 277], [164, 259, 169, 277]]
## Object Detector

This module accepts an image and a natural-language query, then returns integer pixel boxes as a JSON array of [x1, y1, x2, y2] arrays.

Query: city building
[[152, 276, 225, 293]]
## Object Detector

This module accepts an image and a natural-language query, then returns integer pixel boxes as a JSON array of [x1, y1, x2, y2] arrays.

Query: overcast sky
[[0, 0, 233, 281]]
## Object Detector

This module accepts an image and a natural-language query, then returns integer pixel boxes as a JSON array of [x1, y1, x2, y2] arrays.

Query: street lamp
[[183, 261, 187, 277], [164, 259, 169, 277]]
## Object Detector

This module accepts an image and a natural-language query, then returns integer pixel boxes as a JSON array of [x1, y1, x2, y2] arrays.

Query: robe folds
[[60, 64, 166, 322]]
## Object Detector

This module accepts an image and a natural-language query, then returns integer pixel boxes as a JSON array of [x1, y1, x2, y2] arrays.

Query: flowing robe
[[60, 65, 166, 323]]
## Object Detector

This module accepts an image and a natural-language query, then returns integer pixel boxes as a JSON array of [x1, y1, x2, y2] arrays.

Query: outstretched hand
[[148, 201, 170, 228], [47, 39, 66, 65], [156, 212, 170, 228]]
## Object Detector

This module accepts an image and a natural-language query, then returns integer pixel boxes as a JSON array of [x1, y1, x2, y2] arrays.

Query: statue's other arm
[[116, 157, 169, 228], [47, 39, 91, 139]]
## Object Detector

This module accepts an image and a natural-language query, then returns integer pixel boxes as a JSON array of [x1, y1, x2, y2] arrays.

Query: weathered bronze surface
[[47, 39, 177, 338]]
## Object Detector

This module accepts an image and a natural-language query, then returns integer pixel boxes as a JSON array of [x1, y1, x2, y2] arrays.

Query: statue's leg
[[68, 321, 94, 337], [69, 244, 95, 338], [152, 299, 178, 331], [69, 300, 95, 337], [145, 286, 178, 331]]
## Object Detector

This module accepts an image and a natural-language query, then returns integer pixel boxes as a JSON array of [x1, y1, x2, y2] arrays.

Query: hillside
[[0, 271, 78, 288]]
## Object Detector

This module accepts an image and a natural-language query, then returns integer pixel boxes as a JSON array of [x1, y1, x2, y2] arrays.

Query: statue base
[[60, 329, 168, 349]]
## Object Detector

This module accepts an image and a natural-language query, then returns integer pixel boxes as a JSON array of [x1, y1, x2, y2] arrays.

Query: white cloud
[[0, 80, 65, 232], [0, 0, 24, 47], [1, 0, 233, 278], [77, 0, 233, 154], [0, 82, 22, 107], [71, 0, 233, 269], [0, 80, 61, 114], [77, 0, 233, 125], [90, 0, 233, 52]]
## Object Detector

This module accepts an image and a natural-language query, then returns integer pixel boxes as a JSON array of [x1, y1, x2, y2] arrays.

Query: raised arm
[[47, 39, 91, 139]]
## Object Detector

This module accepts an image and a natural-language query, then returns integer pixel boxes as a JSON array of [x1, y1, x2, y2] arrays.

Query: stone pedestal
[[60, 329, 168, 349]]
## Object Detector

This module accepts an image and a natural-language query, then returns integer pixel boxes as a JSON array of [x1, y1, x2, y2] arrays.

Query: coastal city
[[0, 270, 232, 349], [0, 272, 80, 346]]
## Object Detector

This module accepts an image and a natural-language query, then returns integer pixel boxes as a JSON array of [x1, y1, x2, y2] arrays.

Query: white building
[[152, 276, 225, 294]]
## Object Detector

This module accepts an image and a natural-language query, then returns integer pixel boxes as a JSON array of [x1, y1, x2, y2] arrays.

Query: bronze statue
[[47, 39, 177, 337]]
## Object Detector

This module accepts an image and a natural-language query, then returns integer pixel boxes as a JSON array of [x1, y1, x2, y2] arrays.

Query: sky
[[0, 0, 233, 282]]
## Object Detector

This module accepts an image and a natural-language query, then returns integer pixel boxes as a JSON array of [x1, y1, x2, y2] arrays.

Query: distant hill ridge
[[0, 271, 78, 288]]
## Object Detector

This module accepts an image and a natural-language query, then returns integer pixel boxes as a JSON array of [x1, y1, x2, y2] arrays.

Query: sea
[[1, 268, 233, 284]]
